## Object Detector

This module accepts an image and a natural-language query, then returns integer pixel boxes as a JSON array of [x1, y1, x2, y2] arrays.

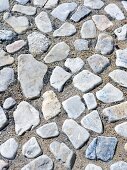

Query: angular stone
[[6, 40, 26, 54], [81, 110, 103, 133], [122, 1, 127, 11], [95, 33, 114, 55], [0, 138, 18, 160], [84, 0, 104, 9], [53, 22, 76, 37], [35, 11, 52, 33], [103, 101, 127, 122], [96, 83, 124, 103], [13, 101, 40, 135], [114, 25, 127, 41], [16, 0, 29, 4], [116, 48, 127, 68], [85, 136, 117, 161], [87, 54, 110, 74], [92, 15, 113, 31], [0, 107, 8, 130], [50, 141, 75, 169], [51, 2, 77, 21], [81, 20, 97, 39], [85, 164, 102, 170], [65, 57, 84, 73], [0, 160, 8, 170], [115, 122, 127, 137], [50, 66, 71, 92], [12, 4, 36, 16], [71, 5, 91, 22], [27, 32, 51, 55], [18, 54, 47, 99], [3, 97, 16, 110], [33, 0, 47, 7], [62, 119, 90, 149], [83, 93, 97, 110], [42, 90, 61, 120], [0, 0, 9, 12], [110, 161, 127, 170], [36, 122, 59, 139], [44, 0, 59, 9], [0, 30, 15, 41], [22, 137, 42, 159], [21, 155, 53, 170], [73, 70, 102, 92], [0, 49, 14, 67], [0, 67, 14, 92], [73, 39, 89, 51], [109, 69, 127, 88], [104, 3, 125, 20], [44, 42, 70, 63], [62, 95, 85, 119], [3, 12, 29, 34]]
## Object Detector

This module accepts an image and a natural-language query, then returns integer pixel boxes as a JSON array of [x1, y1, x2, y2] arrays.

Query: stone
[[35, 11, 52, 33], [33, 0, 47, 7], [6, 40, 26, 54], [114, 25, 127, 41], [3, 12, 29, 34], [50, 141, 76, 169], [110, 161, 127, 170], [50, 66, 71, 92], [71, 5, 91, 22], [87, 54, 110, 74], [0, 30, 15, 41], [103, 101, 127, 122], [0, 160, 8, 170], [116, 48, 127, 68], [51, 2, 77, 21], [73, 39, 89, 51], [44, 0, 59, 9], [12, 4, 36, 16], [85, 164, 102, 170], [16, 0, 29, 4], [122, 1, 127, 11], [0, 0, 9, 12], [3, 97, 16, 110], [81, 110, 103, 133], [44, 42, 70, 63], [27, 32, 51, 55], [42, 90, 61, 120], [84, 0, 104, 9], [92, 15, 113, 31], [62, 95, 85, 119], [0, 107, 8, 130], [109, 69, 127, 88], [22, 137, 42, 159], [96, 83, 124, 103], [0, 138, 18, 160], [73, 70, 102, 92], [53, 22, 76, 37], [83, 93, 97, 110], [124, 143, 127, 151], [115, 122, 127, 137], [21, 155, 53, 170], [36, 122, 59, 139], [81, 20, 97, 39], [65, 57, 84, 73], [0, 49, 14, 67], [62, 119, 90, 149], [104, 4, 125, 21], [13, 101, 40, 135], [95, 33, 114, 55], [0, 67, 14, 92], [85, 136, 117, 161], [18, 54, 47, 99]]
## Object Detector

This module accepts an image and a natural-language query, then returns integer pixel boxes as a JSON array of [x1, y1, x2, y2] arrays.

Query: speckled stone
[[116, 48, 127, 68], [83, 93, 97, 110], [110, 161, 127, 170]]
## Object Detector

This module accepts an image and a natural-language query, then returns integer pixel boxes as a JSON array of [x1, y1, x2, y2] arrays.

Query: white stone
[[0, 160, 8, 170], [115, 122, 127, 138], [110, 161, 127, 170], [122, 1, 127, 11], [85, 164, 102, 170], [0, 49, 14, 67], [0, 107, 8, 130], [84, 0, 104, 9], [0, 0, 9, 12], [33, 0, 47, 7], [83, 93, 97, 110], [44, 0, 59, 9], [116, 48, 127, 68], [16, 0, 29, 5], [73, 39, 89, 51], [3, 97, 16, 110], [114, 25, 127, 41], [0, 30, 15, 41]]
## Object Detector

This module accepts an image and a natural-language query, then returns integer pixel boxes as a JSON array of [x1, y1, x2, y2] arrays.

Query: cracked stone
[[33, 0, 48, 7], [3, 97, 16, 110], [0, 49, 14, 67], [83, 93, 97, 110]]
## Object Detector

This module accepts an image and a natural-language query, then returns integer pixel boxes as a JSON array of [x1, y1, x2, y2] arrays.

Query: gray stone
[[71, 5, 91, 22], [21, 155, 53, 170], [22, 137, 42, 159], [0, 30, 15, 41], [51, 2, 77, 21], [0, 0, 9, 12], [62, 119, 90, 149], [18, 54, 47, 99], [96, 83, 124, 103], [0, 138, 18, 160], [33, 0, 47, 7], [85, 136, 117, 161], [0, 49, 14, 67], [27, 32, 51, 55], [110, 161, 127, 170], [3, 97, 16, 110], [87, 54, 110, 74], [13, 101, 40, 135], [73, 39, 89, 51], [35, 11, 52, 33], [116, 48, 127, 68], [83, 93, 97, 110], [0, 67, 14, 92], [0, 107, 8, 130], [62, 95, 85, 119], [114, 25, 127, 41], [115, 122, 127, 138], [44, 0, 59, 9], [85, 164, 102, 170], [122, 1, 127, 11], [16, 0, 29, 4], [50, 141, 75, 169], [42, 90, 61, 120], [81, 20, 97, 39], [0, 160, 8, 170], [84, 0, 104, 9], [44, 42, 70, 63], [73, 70, 102, 92], [53, 22, 76, 37], [36, 122, 59, 139], [50, 66, 71, 92]]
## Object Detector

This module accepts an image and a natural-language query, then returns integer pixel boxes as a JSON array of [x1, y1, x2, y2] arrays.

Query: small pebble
[[3, 97, 16, 110]]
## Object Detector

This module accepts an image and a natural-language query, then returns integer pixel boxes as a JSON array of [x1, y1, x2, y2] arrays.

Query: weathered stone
[[116, 48, 127, 68], [0, 107, 8, 130], [0, 160, 8, 170], [83, 93, 97, 110], [84, 0, 104, 9], [115, 122, 127, 137], [3, 97, 16, 110], [16, 0, 29, 4], [44, 0, 59, 9], [73, 39, 89, 51], [0, 49, 14, 67], [110, 161, 127, 170], [0, 30, 15, 41], [33, 0, 47, 7], [0, 0, 9, 12], [114, 25, 127, 41], [85, 164, 102, 170]]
